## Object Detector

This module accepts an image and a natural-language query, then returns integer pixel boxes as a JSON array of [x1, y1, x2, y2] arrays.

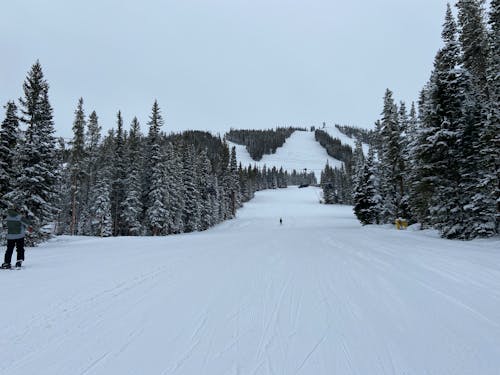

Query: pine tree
[[0, 102, 19, 211], [229, 146, 241, 214], [183, 144, 201, 232], [377, 89, 401, 223], [111, 111, 127, 235], [145, 102, 168, 235], [121, 117, 143, 235], [198, 149, 215, 230], [91, 168, 113, 237], [165, 142, 183, 234], [456, 0, 490, 93], [456, 0, 497, 238], [353, 147, 381, 225], [465, 0, 500, 237], [78, 110, 102, 235], [413, 6, 468, 238], [69, 98, 87, 235], [13, 61, 59, 243]]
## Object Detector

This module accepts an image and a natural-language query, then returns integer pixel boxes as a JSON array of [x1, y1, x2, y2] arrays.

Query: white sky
[[1, 0, 454, 138]]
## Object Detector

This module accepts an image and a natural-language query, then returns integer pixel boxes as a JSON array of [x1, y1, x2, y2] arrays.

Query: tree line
[[353, 0, 498, 240], [0, 63, 314, 243], [225, 127, 304, 161]]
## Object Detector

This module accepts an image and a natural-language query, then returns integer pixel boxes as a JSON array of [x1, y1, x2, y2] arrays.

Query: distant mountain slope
[[227, 130, 342, 181], [225, 127, 299, 161], [322, 124, 369, 155]]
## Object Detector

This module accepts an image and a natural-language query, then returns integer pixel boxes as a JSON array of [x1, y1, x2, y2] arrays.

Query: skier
[[1, 206, 31, 269], [280, 217, 283, 225]]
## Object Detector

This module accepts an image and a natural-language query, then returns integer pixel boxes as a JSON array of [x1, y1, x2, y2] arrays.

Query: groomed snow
[[322, 124, 369, 155], [227, 130, 343, 180], [1, 187, 499, 375]]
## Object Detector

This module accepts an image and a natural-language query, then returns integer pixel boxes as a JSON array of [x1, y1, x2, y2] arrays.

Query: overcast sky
[[1, 0, 453, 138]]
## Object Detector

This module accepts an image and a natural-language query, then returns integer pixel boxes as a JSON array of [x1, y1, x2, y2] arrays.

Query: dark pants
[[4, 238, 25, 264]]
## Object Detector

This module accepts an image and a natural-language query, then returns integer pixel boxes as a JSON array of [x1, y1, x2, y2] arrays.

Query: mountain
[[227, 129, 344, 181]]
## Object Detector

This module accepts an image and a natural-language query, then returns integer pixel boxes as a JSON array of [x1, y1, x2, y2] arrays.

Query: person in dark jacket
[[1, 207, 31, 269]]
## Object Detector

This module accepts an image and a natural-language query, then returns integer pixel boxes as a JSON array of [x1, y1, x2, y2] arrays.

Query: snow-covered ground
[[322, 124, 369, 155], [1, 187, 499, 375], [227, 130, 342, 180]]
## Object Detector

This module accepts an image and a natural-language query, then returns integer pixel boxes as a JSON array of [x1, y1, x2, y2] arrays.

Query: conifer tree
[[111, 111, 126, 235], [413, 6, 468, 237], [460, 0, 500, 237], [69, 98, 86, 235], [182, 144, 201, 232], [198, 149, 215, 230], [378, 89, 401, 223], [353, 147, 381, 225], [145, 102, 168, 235], [13, 61, 59, 243], [0, 102, 19, 211], [78, 110, 102, 235], [121, 117, 143, 235], [91, 167, 113, 237]]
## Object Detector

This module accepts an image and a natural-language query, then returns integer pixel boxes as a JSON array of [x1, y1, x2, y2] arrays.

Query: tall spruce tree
[[182, 144, 201, 232], [79, 110, 102, 235], [414, 6, 468, 238], [378, 89, 402, 223], [145, 102, 168, 235], [456, 0, 497, 238], [121, 117, 143, 235], [69, 98, 86, 235], [482, 0, 500, 233], [353, 147, 381, 225], [13, 61, 59, 243], [111, 111, 126, 235], [0, 102, 19, 211]]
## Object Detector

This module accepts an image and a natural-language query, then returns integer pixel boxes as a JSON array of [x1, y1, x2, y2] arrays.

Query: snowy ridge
[[1, 187, 499, 374], [227, 130, 342, 180]]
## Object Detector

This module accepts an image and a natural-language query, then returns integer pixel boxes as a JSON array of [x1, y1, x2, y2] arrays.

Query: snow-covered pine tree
[[13, 61, 59, 243], [404, 102, 420, 224], [217, 141, 231, 220], [455, 0, 497, 238], [69, 98, 87, 235], [165, 142, 184, 234], [353, 148, 380, 225], [145, 117, 168, 235], [415, 6, 468, 238], [110, 111, 127, 236], [0, 102, 19, 211], [377, 89, 402, 223], [121, 117, 143, 235], [479, 0, 500, 234], [182, 144, 201, 232], [78, 110, 102, 235], [456, 0, 490, 94], [321, 162, 336, 204], [351, 139, 365, 201], [197, 149, 215, 231], [91, 167, 113, 237], [229, 146, 242, 212]]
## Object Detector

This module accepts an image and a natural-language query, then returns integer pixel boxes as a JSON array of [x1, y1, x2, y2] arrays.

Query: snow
[[1, 187, 499, 375], [227, 130, 343, 180], [322, 124, 370, 155]]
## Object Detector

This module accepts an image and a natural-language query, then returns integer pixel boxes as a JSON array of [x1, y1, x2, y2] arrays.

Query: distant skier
[[280, 217, 283, 225], [1, 206, 31, 269]]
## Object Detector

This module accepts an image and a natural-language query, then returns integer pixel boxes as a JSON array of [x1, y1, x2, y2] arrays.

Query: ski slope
[[1, 187, 500, 375], [227, 130, 342, 180], [322, 124, 369, 155]]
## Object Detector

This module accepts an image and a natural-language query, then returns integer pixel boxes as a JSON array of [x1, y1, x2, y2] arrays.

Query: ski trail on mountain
[[0, 187, 499, 375]]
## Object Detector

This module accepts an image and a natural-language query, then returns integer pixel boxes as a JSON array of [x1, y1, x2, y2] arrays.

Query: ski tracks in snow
[[1, 188, 499, 374]]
